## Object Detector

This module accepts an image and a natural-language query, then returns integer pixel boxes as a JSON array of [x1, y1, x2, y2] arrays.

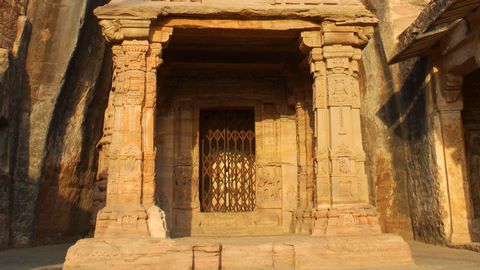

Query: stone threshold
[[63, 234, 414, 269]]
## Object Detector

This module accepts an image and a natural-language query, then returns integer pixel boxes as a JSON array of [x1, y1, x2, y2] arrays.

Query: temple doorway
[[156, 28, 312, 237]]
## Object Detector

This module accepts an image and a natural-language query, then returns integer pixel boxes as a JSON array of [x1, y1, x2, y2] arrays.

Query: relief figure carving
[[257, 167, 282, 204]]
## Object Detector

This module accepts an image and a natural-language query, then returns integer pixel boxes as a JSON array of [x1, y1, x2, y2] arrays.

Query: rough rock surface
[[0, 46, 12, 251], [0, 0, 30, 250], [0, 0, 27, 49], [1, 0, 112, 247], [361, 0, 446, 243]]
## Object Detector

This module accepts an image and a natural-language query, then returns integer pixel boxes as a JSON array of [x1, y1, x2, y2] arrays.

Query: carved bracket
[[299, 31, 323, 54], [99, 19, 152, 43], [322, 22, 374, 48], [436, 72, 464, 111]]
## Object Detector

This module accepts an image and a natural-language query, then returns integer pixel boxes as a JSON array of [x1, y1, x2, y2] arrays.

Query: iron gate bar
[[200, 109, 256, 212]]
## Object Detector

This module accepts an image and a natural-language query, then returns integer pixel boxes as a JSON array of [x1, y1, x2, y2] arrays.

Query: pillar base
[[64, 234, 413, 269], [293, 210, 314, 234], [312, 205, 381, 236], [94, 206, 149, 238]]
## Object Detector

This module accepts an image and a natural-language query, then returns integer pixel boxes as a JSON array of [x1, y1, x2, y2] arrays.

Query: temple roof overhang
[[390, 0, 480, 64], [94, 0, 377, 25]]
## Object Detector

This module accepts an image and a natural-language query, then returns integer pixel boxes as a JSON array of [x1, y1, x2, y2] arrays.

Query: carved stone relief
[[257, 166, 282, 208]]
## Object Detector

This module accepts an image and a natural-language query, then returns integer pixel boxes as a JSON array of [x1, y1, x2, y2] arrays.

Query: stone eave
[[389, 0, 480, 64], [94, 2, 378, 25]]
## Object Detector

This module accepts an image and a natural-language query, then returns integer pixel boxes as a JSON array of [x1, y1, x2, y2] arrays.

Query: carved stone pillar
[[94, 19, 172, 238], [300, 24, 381, 236]]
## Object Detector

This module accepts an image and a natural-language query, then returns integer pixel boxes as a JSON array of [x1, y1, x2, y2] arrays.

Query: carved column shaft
[[95, 41, 152, 237], [301, 25, 380, 236], [95, 19, 173, 238], [111, 41, 149, 207], [94, 17, 175, 238], [323, 45, 368, 205]]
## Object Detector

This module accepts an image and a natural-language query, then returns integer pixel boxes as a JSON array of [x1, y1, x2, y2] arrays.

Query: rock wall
[[361, 0, 414, 240], [0, 0, 27, 49], [0, 0, 29, 251], [361, 0, 450, 244], [31, 0, 112, 244], [0, 0, 112, 248], [0, 48, 11, 249]]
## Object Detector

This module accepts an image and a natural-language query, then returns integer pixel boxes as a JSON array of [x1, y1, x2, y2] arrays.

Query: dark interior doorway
[[462, 68, 480, 225]]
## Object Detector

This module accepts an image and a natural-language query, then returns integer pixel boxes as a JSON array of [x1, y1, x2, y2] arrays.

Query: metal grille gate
[[200, 109, 256, 212]]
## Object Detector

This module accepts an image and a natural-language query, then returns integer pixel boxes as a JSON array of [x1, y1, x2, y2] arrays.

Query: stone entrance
[[64, 1, 414, 269], [157, 30, 300, 236]]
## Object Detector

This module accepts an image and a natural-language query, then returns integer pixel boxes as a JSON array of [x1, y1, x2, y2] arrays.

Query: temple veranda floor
[[1, 237, 480, 270]]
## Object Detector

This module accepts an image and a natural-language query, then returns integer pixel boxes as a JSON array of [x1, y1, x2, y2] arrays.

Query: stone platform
[[63, 234, 413, 270]]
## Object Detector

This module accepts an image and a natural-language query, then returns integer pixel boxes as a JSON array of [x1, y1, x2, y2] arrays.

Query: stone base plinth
[[94, 207, 149, 238], [64, 234, 413, 269], [312, 205, 382, 236]]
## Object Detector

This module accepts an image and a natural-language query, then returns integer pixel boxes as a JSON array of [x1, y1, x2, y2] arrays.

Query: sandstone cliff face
[[362, 0, 448, 244], [0, 0, 111, 247], [0, 0, 30, 251], [30, 0, 112, 244], [0, 48, 11, 249]]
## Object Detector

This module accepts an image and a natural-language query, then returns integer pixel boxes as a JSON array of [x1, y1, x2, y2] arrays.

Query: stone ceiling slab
[[94, 0, 377, 24]]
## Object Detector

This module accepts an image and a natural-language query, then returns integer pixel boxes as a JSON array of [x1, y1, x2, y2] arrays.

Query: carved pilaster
[[143, 43, 162, 208], [300, 24, 380, 236], [432, 69, 472, 242]]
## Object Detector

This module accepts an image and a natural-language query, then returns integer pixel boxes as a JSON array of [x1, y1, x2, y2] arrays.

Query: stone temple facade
[[0, 0, 479, 269], [64, 1, 415, 268]]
